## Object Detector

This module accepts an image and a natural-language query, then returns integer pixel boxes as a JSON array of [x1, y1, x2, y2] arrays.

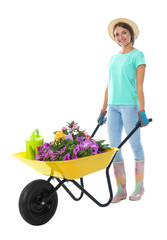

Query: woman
[[98, 18, 149, 203]]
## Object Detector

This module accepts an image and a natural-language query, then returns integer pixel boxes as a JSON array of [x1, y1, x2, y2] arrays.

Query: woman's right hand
[[138, 110, 149, 127], [98, 109, 107, 125]]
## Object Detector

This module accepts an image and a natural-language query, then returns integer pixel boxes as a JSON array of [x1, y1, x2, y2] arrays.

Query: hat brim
[[108, 18, 139, 41]]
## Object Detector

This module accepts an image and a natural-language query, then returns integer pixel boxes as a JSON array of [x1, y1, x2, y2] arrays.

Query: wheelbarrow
[[12, 118, 152, 225]]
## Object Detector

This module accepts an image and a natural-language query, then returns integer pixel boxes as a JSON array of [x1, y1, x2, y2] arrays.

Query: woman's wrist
[[138, 109, 145, 113], [101, 109, 107, 113]]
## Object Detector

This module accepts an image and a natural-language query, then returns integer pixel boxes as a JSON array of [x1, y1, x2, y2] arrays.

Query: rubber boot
[[129, 160, 144, 201], [112, 162, 127, 203]]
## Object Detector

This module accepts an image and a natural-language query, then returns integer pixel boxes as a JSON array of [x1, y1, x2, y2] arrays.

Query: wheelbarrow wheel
[[19, 179, 58, 226]]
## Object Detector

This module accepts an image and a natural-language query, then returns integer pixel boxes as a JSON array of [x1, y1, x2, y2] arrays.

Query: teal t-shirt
[[108, 49, 146, 105]]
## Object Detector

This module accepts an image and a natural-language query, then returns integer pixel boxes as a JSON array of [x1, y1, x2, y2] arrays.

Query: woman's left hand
[[138, 110, 149, 127]]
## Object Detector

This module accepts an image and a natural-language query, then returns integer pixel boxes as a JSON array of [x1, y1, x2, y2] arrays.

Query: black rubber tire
[[19, 179, 58, 226]]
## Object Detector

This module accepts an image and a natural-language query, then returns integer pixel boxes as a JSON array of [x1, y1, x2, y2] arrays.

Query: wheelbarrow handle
[[90, 124, 101, 138], [90, 117, 107, 138], [91, 118, 152, 145], [117, 118, 152, 149]]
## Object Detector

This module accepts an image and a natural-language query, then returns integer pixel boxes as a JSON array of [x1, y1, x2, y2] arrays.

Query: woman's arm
[[136, 65, 146, 110], [136, 65, 149, 126], [97, 85, 108, 124], [102, 85, 108, 112]]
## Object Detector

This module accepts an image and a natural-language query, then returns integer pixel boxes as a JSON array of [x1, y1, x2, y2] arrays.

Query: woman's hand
[[98, 110, 107, 125], [138, 110, 149, 127]]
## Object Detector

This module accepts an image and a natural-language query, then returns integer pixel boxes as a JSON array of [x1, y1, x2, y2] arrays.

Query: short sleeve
[[135, 51, 146, 68], [108, 55, 114, 70]]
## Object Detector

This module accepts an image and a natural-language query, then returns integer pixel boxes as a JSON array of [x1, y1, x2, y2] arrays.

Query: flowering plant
[[35, 121, 110, 161]]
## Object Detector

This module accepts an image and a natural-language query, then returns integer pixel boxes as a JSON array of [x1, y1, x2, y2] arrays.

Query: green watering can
[[26, 129, 44, 160]]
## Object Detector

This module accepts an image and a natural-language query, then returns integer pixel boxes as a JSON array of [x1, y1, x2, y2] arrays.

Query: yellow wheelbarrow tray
[[14, 120, 152, 226], [13, 147, 118, 180]]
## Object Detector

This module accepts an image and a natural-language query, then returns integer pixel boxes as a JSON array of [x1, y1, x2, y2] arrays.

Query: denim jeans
[[107, 105, 144, 162]]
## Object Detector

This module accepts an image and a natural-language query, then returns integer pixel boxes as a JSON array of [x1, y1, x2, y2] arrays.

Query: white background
[[0, 0, 166, 239]]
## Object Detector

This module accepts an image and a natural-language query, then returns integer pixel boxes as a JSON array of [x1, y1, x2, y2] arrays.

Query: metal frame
[[46, 165, 114, 207]]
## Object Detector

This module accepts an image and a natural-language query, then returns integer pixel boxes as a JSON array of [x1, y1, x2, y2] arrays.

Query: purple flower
[[35, 154, 41, 160], [43, 142, 51, 150], [35, 153, 45, 161], [61, 146, 67, 154], [40, 157, 44, 161], [81, 146, 87, 151], [50, 151, 59, 161], [76, 136, 83, 142], [51, 155, 55, 161], [73, 149, 78, 155], [37, 146, 43, 153], [71, 154, 78, 160], [91, 141, 99, 148], [92, 147, 98, 155], [63, 153, 70, 161], [75, 145, 80, 150], [82, 140, 91, 148], [65, 134, 73, 140], [48, 149, 54, 155], [53, 150, 59, 155], [73, 145, 80, 155], [79, 142, 86, 151], [79, 142, 84, 147], [42, 152, 50, 158]]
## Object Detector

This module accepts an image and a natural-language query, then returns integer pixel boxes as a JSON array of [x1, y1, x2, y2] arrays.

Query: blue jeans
[[107, 105, 144, 162]]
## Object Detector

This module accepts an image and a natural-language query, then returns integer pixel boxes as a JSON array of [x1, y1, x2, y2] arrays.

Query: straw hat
[[108, 18, 139, 41]]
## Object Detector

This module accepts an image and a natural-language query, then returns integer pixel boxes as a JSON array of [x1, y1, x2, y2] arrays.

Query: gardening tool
[[26, 129, 44, 159]]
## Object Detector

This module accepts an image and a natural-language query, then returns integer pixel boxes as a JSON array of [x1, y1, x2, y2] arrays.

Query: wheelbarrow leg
[[47, 176, 54, 182], [71, 168, 113, 207], [56, 178, 84, 201]]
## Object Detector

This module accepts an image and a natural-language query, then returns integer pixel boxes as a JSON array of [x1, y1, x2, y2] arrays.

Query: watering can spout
[[26, 129, 44, 160]]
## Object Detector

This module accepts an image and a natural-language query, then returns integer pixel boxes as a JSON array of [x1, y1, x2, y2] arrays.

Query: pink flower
[[83, 130, 88, 135], [85, 135, 90, 140], [62, 126, 67, 130], [72, 124, 78, 129]]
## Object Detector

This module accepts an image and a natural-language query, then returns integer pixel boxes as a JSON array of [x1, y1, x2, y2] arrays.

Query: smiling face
[[114, 26, 132, 47]]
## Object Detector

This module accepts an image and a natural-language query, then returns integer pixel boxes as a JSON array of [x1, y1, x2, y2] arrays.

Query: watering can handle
[[31, 129, 39, 148], [31, 129, 39, 138]]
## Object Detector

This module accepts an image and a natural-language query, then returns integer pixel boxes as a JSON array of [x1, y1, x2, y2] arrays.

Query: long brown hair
[[113, 22, 135, 46]]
